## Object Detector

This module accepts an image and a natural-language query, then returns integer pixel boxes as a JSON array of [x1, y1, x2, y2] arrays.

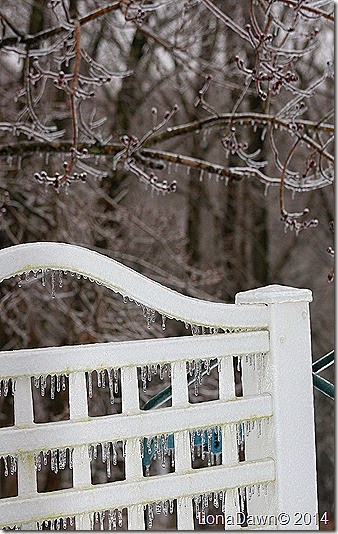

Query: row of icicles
[[1, 417, 270, 480], [2, 484, 270, 530], [15, 268, 246, 335], [1, 349, 266, 403]]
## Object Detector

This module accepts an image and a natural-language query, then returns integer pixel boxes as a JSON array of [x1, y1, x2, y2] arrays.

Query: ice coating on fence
[[0, 245, 318, 530], [0, 242, 269, 329]]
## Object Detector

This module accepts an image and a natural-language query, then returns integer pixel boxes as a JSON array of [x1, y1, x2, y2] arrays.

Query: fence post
[[236, 285, 318, 530]]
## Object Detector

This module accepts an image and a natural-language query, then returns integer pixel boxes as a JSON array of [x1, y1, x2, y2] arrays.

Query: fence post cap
[[235, 284, 313, 305]]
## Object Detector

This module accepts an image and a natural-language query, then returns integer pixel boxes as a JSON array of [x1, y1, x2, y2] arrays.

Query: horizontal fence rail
[[0, 460, 275, 526], [0, 331, 269, 380], [0, 395, 273, 455], [0, 243, 318, 530], [0, 242, 269, 328]]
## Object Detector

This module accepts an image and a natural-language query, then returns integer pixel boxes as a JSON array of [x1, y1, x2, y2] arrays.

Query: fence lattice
[[0, 243, 318, 530]]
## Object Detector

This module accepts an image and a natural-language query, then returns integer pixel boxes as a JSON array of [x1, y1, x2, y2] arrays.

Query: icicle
[[201, 430, 206, 460], [50, 375, 55, 400], [161, 437, 165, 468], [108, 510, 116, 530], [40, 376, 47, 397], [199, 169, 204, 181], [221, 490, 226, 513], [56, 374, 61, 392], [92, 443, 98, 460], [112, 442, 117, 465], [0, 455, 9, 478], [59, 448, 67, 470], [9, 455, 17, 475], [118, 509, 123, 528], [3, 379, 9, 397], [88, 372, 93, 398], [194, 359, 202, 396], [158, 364, 164, 380], [40, 375, 47, 396], [51, 270, 56, 298], [34, 452, 41, 472], [103, 442, 112, 478], [141, 366, 148, 391], [190, 431, 195, 462], [161, 315, 166, 330], [147, 503, 154, 529], [61, 374, 66, 391], [194, 495, 201, 519], [163, 500, 169, 516], [99, 511, 105, 530], [42, 450, 49, 466], [190, 324, 199, 336], [51, 449, 58, 474], [237, 356, 242, 372], [41, 269, 46, 287], [108, 369, 115, 404]]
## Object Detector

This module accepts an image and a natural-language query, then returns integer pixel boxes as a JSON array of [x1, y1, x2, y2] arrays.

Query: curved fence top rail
[[0, 242, 268, 328]]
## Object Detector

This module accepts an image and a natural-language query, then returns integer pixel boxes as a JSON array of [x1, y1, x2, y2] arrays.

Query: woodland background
[[0, 0, 334, 529]]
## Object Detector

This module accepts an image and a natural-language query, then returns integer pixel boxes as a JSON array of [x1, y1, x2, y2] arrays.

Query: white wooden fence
[[0, 243, 318, 530]]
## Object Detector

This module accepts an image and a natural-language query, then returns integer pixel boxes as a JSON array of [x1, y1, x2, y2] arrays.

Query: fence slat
[[219, 356, 240, 529], [68, 371, 92, 529], [12, 378, 37, 529], [171, 360, 194, 529], [121, 367, 145, 530]]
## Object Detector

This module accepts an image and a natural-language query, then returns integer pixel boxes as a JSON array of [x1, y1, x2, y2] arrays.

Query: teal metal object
[[143, 349, 334, 435], [142, 359, 221, 468], [312, 350, 334, 374], [141, 429, 222, 470], [143, 358, 219, 411], [312, 350, 334, 400]]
